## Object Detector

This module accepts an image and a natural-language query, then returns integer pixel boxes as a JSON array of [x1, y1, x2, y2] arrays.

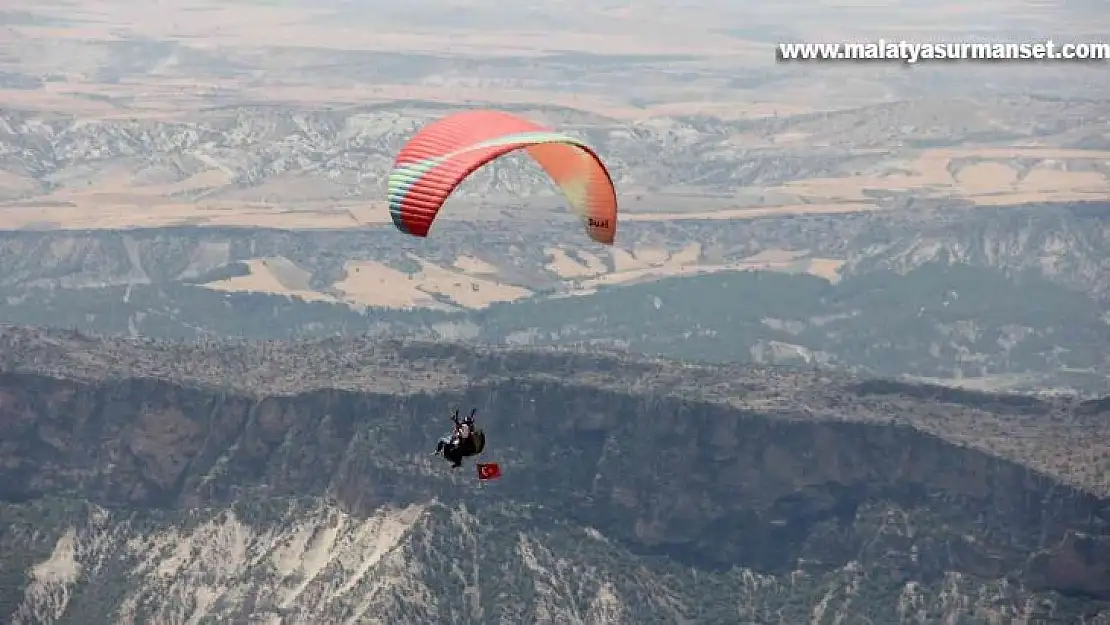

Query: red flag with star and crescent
[[476, 462, 501, 480]]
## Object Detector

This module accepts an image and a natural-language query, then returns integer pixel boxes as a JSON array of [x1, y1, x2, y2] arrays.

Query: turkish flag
[[476, 462, 501, 480]]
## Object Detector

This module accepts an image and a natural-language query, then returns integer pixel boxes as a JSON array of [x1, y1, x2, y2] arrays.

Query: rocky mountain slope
[[0, 201, 1105, 393], [0, 201, 1106, 302], [0, 95, 1107, 398], [474, 261, 1110, 394], [1, 326, 1109, 623], [3, 96, 1107, 206]]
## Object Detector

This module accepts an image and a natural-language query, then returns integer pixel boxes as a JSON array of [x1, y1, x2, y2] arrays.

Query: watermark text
[[776, 39, 1109, 63]]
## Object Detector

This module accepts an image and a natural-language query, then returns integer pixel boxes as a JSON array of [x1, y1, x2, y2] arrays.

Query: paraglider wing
[[387, 109, 618, 244]]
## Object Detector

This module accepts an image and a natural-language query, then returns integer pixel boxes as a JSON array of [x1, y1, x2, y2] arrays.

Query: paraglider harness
[[435, 408, 486, 468]]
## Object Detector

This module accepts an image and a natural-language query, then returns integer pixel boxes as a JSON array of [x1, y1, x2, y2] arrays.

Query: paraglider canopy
[[387, 109, 619, 244]]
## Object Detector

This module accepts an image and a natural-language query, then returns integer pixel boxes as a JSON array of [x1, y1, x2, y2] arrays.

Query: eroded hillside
[[2, 98, 1109, 228], [3, 325, 1109, 495], [0, 202, 1105, 397], [0, 327, 1108, 623]]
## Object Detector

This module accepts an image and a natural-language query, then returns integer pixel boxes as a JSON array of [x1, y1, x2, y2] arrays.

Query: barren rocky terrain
[[2, 1, 1110, 623], [1, 326, 1109, 624], [2, 0, 1109, 236], [1, 199, 1106, 395], [1, 1, 1108, 347], [1, 0, 1108, 397]]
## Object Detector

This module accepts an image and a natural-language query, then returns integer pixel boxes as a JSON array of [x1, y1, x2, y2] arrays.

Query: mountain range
[[3, 3, 1110, 620], [1, 326, 1109, 623]]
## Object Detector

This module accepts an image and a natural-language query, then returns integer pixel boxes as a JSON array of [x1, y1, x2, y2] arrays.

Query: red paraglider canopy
[[386, 109, 619, 244]]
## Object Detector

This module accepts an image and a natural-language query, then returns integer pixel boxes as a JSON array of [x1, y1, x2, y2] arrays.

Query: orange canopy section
[[387, 109, 619, 244]]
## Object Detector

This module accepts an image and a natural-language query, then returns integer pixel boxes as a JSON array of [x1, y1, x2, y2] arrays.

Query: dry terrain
[[191, 245, 849, 310], [1, 326, 1109, 623], [1, 0, 1107, 308]]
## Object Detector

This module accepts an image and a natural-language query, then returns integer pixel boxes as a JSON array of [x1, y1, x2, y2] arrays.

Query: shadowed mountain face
[[1, 329, 1109, 623]]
